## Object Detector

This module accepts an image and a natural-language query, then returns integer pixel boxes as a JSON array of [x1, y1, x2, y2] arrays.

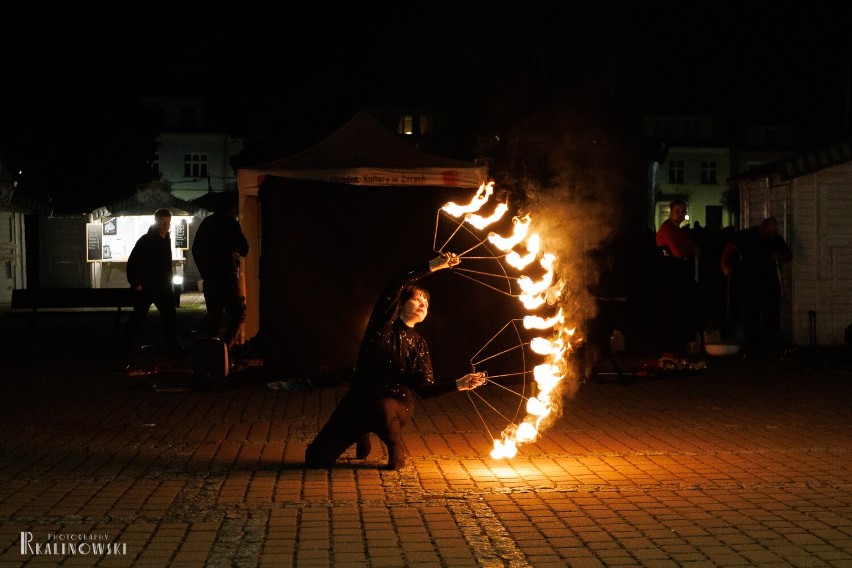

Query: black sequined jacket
[[353, 262, 457, 400]]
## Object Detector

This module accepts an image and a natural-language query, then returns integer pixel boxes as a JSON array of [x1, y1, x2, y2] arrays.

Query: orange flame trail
[[441, 182, 573, 460]]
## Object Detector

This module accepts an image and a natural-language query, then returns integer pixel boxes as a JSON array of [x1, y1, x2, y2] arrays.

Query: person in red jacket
[[655, 200, 701, 357]]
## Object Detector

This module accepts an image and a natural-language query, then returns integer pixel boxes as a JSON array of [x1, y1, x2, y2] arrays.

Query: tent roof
[[729, 138, 852, 183], [249, 110, 477, 171], [236, 111, 485, 195], [91, 189, 208, 219]]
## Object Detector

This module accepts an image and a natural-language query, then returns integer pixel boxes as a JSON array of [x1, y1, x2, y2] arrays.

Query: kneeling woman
[[305, 253, 486, 470]]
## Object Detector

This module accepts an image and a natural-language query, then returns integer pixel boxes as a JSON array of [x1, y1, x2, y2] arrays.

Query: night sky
[[2, 2, 851, 208]]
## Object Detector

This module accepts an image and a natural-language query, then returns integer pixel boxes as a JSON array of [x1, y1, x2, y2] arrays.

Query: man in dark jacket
[[721, 217, 793, 356], [119, 208, 181, 358], [191, 194, 249, 349]]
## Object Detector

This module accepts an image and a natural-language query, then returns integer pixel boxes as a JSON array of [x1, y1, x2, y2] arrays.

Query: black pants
[[742, 283, 782, 354], [120, 285, 178, 353], [202, 274, 246, 346], [305, 388, 414, 469], [656, 260, 699, 354]]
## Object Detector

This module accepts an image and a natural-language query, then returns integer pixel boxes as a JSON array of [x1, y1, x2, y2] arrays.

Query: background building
[[143, 97, 244, 203]]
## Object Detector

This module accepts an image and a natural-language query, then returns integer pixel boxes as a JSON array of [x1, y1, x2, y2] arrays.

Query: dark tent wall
[[259, 176, 529, 383], [236, 111, 486, 340]]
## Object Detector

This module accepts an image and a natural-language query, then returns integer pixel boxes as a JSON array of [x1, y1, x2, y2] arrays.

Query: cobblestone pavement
[[1, 299, 851, 567]]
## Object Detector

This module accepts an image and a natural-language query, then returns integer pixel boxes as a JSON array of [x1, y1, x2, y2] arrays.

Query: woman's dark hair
[[401, 285, 430, 305]]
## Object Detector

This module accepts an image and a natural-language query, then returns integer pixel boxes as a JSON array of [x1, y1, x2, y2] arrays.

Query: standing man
[[120, 208, 182, 358], [721, 217, 793, 357], [655, 200, 701, 357], [191, 193, 249, 351]]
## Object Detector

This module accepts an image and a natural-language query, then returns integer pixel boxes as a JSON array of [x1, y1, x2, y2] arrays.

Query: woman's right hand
[[429, 252, 460, 272]]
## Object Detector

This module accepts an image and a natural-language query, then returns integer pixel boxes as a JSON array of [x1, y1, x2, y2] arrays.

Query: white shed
[[729, 139, 852, 346]]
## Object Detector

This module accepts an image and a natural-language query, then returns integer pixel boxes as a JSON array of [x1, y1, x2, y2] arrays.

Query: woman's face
[[401, 290, 429, 326]]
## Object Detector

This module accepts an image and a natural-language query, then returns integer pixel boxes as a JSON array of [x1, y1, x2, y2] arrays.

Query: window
[[668, 160, 684, 183], [419, 115, 433, 135], [398, 115, 414, 135], [700, 161, 717, 184], [184, 153, 208, 178], [151, 153, 160, 177]]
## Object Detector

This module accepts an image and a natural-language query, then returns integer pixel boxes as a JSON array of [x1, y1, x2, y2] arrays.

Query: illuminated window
[[184, 154, 208, 178], [398, 115, 414, 135], [700, 161, 717, 184], [668, 160, 684, 183], [419, 115, 433, 135]]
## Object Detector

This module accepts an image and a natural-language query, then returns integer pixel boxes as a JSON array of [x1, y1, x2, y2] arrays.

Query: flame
[[515, 422, 538, 442], [505, 233, 540, 269], [491, 438, 518, 459], [526, 396, 550, 417], [442, 181, 494, 217], [466, 203, 509, 230], [458, 187, 574, 462], [523, 310, 564, 329], [530, 336, 565, 357], [487, 215, 530, 250], [444, 182, 575, 461]]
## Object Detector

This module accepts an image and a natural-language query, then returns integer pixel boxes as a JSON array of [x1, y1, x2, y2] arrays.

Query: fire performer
[[305, 253, 487, 470]]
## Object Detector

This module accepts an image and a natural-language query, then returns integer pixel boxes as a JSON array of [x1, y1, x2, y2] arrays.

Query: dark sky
[[4, 2, 852, 146]]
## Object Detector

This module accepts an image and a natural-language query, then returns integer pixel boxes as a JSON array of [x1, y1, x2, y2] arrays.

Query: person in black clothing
[[119, 208, 181, 358], [191, 194, 249, 349], [305, 253, 487, 470], [721, 217, 793, 356]]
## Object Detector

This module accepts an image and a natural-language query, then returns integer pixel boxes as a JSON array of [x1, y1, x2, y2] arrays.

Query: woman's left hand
[[456, 372, 487, 391]]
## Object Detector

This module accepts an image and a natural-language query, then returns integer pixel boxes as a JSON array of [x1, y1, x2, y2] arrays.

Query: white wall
[[39, 216, 90, 288], [157, 133, 244, 202], [742, 163, 852, 346], [0, 210, 26, 302], [790, 164, 852, 345]]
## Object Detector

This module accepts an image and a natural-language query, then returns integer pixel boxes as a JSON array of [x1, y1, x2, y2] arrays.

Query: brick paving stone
[[3, 306, 852, 566]]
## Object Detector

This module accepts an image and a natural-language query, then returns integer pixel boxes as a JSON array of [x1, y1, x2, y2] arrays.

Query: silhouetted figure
[[119, 208, 181, 358], [191, 194, 249, 350], [721, 217, 792, 357]]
